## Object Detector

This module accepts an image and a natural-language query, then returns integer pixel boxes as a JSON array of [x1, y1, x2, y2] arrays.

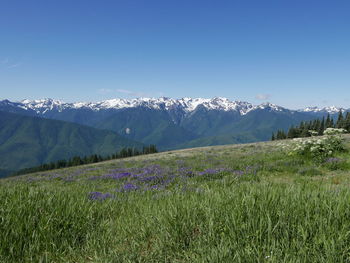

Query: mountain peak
[[299, 106, 345, 114], [19, 98, 66, 113], [3, 97, 348, 116]]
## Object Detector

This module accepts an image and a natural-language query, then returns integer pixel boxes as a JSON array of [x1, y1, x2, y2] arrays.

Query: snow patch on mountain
[[299, 106, 345, 114], [20, 98, 67, 113], [1, 97, 345, 115], [17, 97, 261, 115]]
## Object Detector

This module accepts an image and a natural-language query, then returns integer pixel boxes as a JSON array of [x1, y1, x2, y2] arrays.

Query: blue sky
[[0, 0, 349, 109]]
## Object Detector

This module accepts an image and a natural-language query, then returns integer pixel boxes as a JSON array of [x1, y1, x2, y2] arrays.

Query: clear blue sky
[[1, 0, 349, 109]]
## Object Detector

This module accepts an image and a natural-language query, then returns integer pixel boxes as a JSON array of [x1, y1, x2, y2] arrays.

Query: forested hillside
[[0, 111, 143, 177]]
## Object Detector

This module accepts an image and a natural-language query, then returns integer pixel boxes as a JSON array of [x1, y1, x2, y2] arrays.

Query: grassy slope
[[1, 135, 350, 262], [0, 111, 143, 176], [174, 132, 259, 149]]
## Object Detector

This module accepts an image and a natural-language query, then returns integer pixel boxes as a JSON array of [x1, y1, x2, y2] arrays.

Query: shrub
[[289, 128, 346, 163]]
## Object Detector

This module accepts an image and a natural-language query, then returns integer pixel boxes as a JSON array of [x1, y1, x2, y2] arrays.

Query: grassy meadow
[[1, 135, 350, 262]]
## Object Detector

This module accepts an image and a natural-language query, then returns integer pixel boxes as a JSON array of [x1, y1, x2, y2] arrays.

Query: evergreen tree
[[120, 148, 128, 157], [71, 156, 82, 166], [136, 148, 141, 156], [344, 112, 350, 132], [318, 117, 325, 135], [287, 126, 297, 138], [142, 146, 149, 154], [149, 144, 158, 153], [326, 114, 332, 128], [276, 130, 286, 140], [314, 119, 321, 132], [92, 154, 99, 163], [55, 160, 67, 169], [300, 123, 310, 137], [336, 111, 344, 128]]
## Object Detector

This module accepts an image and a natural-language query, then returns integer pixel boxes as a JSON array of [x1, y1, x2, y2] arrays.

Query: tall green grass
[[1, 182, 350, 262]]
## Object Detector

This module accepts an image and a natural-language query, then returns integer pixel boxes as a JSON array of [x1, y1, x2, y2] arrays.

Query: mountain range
[[0, 97, 347, 176], [1, 97, 346, 115]]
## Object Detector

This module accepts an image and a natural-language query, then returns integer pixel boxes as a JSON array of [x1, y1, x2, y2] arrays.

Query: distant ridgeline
[[13, 145, 158, 176], [272, 112, 350, 140]]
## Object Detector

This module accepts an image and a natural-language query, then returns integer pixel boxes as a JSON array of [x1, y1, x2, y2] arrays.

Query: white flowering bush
[[289, 128, 346, 162], [323, 128, 347, 135]]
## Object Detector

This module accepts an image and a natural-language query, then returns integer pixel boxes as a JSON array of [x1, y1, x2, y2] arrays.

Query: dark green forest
[[272, 112, 350, 140]]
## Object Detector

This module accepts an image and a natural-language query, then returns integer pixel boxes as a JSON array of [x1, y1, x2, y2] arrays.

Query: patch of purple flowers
[[88, 192, 113, 201], [138, 175, 165, 183], [89, 172, 132, 180], [234, 165, 259, 176], [122, 183, 139, 191], [178, 167, 195, 177], [112, 165, 177, 193], [138, 164, 165, 177], [198, 168, 227, 176]]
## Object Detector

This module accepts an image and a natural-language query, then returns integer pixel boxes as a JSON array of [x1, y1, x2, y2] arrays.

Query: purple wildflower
[[138, 175, 164, 182], [88, 192, 113, 201], [123, 183, 139, 191], [89, 172, 132, 180], [198, 168, 227, 176], [147, 184, 164, 191], [178, 167, 195, 176]]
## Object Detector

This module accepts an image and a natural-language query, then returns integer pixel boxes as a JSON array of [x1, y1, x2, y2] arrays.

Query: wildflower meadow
[[1, 134, 350, 262]]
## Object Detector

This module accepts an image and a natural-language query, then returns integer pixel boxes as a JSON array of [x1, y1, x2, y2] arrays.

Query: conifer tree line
[[271, 111, 350, 141], [14, 145, 158, 176]]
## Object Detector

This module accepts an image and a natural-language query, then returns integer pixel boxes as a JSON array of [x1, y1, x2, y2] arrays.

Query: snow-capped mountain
[[1, 97, 347, 121], [299, 106, 346, 114], [0, 97, 347, 151], [11, 97, 289, 115]]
